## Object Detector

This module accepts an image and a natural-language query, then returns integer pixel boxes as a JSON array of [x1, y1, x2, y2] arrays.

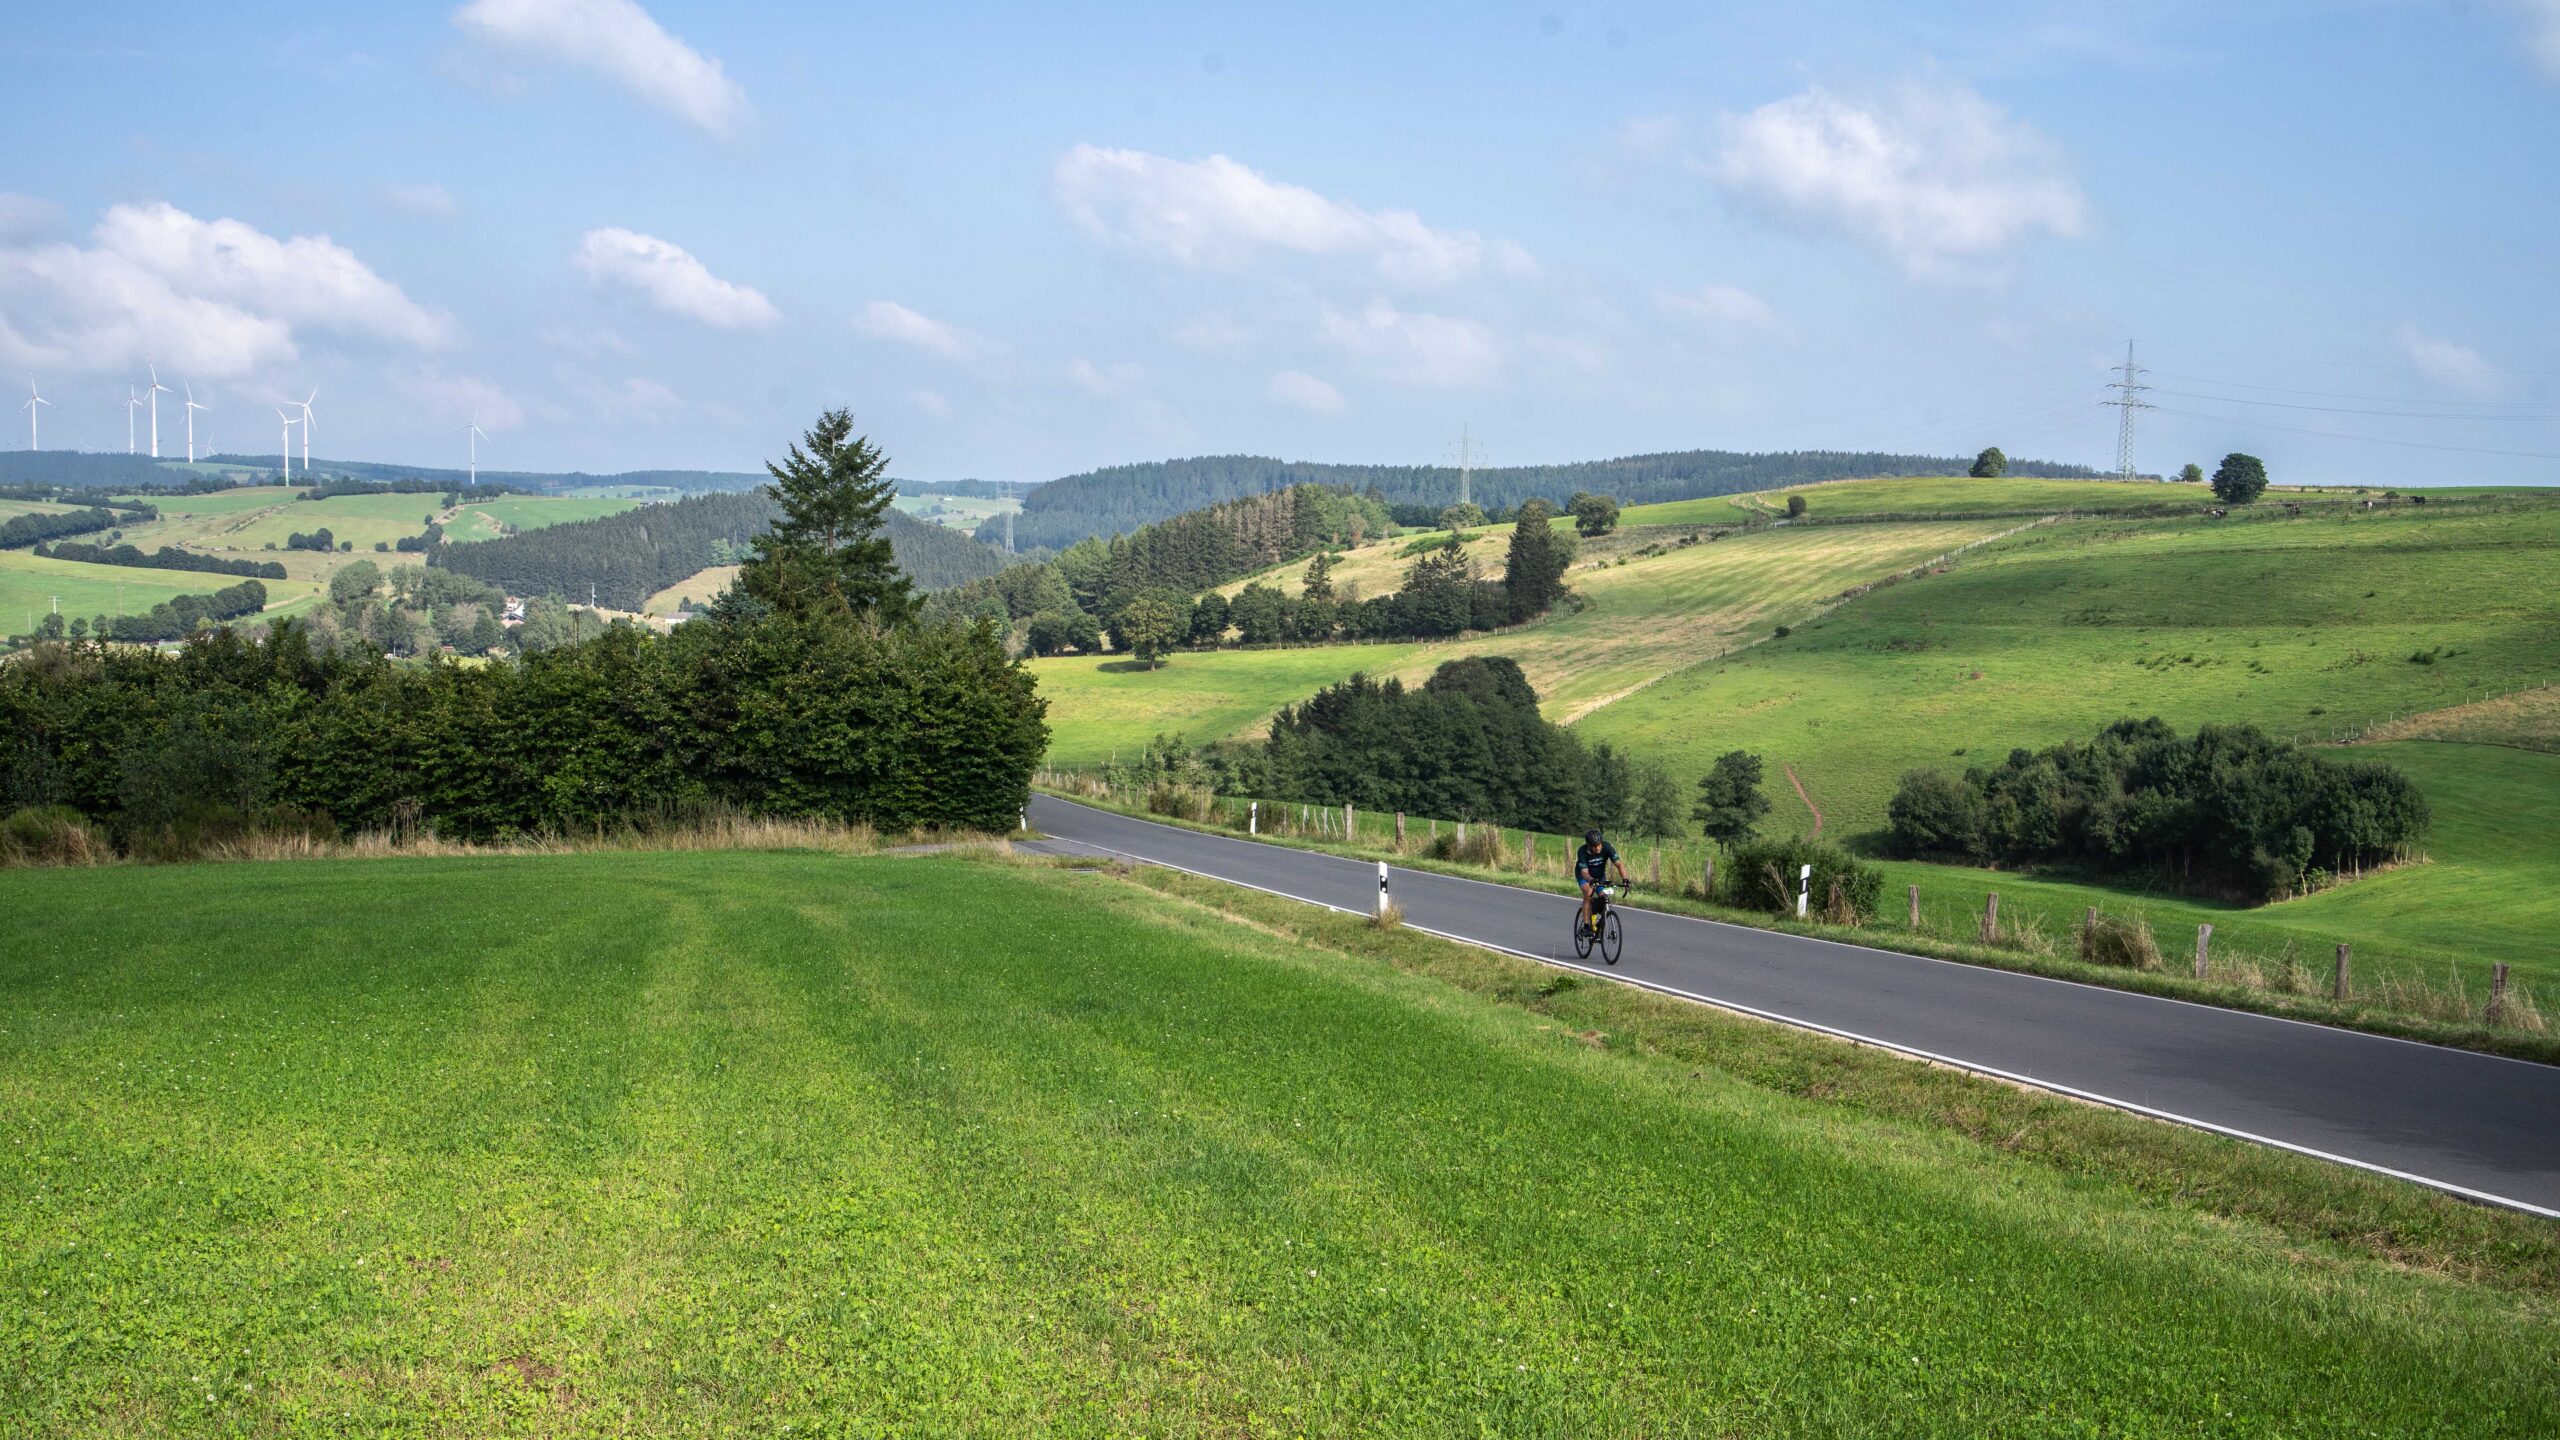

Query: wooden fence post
[[2333, 943, 2351, 1002], [1344, 803, 1354, 838], [1650, 847, 1661, 886], [2194, 924, 2212, 980], [2490, 963, 2511, 1024], [1908, 885, 1921, 929], [1979, 892, 2000, 943], [2083, 907, 2098, 961], [1523, 832, 1536, 872], [1395, 812, 1406, 847], [1702, 853, 1715, 901]]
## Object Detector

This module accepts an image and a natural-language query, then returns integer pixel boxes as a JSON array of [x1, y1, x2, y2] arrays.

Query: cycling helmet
[[1584, 828, 1602, 844]]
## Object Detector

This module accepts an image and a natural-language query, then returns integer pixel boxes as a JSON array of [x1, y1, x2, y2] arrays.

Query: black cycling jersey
[[1574, 841, 1620, 881]]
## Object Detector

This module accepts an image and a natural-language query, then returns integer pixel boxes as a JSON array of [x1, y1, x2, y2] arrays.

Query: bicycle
[[1572, 881, 1625, 966]]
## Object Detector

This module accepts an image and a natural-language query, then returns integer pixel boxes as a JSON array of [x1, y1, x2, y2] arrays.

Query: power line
[[2147, 404, 2560, 461], [2142, 339, 2560, 379], [2146, 387, 2560, 421], [2146, 370, 2558, 410]]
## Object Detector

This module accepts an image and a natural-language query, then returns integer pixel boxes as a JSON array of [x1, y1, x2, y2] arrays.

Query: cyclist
[[1574, 828, 1629, 936]]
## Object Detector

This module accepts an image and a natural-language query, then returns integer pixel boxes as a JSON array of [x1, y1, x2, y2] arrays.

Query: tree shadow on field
[[1094, 660, 1165, 674]]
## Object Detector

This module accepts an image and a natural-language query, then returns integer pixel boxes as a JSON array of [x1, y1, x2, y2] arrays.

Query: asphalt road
[[1028, 795, 2560, 1216]]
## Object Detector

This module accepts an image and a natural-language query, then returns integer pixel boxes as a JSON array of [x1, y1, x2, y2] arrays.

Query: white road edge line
[[1036, 821, 2560, 1221]]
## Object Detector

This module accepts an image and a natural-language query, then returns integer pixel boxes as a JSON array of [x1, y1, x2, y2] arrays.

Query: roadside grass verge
[[1035, 786, 2560, 1065], [1075, 853, 2560, 1299], [3, 850, 2555, 1434]]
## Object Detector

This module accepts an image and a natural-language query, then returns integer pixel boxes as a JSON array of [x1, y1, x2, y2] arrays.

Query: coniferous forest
[[990, 448, 2108, 551], [431, 490, 1007, 609]]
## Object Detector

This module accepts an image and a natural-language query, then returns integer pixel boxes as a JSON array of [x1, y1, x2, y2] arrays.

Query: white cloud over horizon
[[574, 228, 778, 330], [1655, 283, 1782, 337], [2396, 324, 2503, 396], [453, 0, 747, 136], [2516, 1, 2560, 77], [1707, 82, 2088, 282], [1054, 145, 1531, 286], [852, 300, 996, 361], [1266, 369, 1346, 415], [0, 201, 452, 379], [1317, 300, 1502, 389]]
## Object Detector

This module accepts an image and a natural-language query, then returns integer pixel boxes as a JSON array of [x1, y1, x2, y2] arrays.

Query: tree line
[[1, 507, 138, 550], [33, 540, 286, 580], [993, 448, 2107, 551], [2, 410, 1047, 853], [1885, 718, 2428, 900], [432, 489, 1007, 609]]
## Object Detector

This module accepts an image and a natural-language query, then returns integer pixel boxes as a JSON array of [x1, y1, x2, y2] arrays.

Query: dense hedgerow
[[1726, 836, 1883, 922], [1250, 656, 1631, 833], [1885, 718, 2428, 900], [0, 613, 1046, 846]]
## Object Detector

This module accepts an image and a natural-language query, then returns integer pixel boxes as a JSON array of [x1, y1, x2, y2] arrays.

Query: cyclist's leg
[[1576, 874, 1595, 926]]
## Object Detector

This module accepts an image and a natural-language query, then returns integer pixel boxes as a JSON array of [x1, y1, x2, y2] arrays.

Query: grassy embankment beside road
[[4, 850, 2556, 1434]]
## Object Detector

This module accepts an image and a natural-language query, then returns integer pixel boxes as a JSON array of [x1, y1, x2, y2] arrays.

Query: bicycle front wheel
[[1572, 907, 1594, 959], [1600, 909, 1623, 966]]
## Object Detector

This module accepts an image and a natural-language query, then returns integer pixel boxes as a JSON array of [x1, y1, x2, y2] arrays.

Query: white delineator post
[[1796, 863, 1812, 919], [1376, 861, 1390, 919], [1249, 801, 1258, 835]]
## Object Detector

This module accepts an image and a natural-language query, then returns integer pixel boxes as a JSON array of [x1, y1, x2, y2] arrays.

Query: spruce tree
[[1503, 499, 1571, 623], [738, 409, 917, 624]]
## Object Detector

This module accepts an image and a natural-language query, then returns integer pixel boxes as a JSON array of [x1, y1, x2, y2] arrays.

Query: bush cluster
[[1250, 657, 1632, 834], [1726, 836, 1883, 922], [0, 613, 1047, 849], [1885, 718, 2427, 900]]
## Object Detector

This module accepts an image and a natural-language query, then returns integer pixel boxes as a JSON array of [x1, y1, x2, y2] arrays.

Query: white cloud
[[399, 365, 525, 430], [2517, 1, 2560, 77], [1655, 283, 1780, 335], [1054, 144, 1530, 286], [2396, 324, 2503, 396], [574, 228, 777, 330], [1708, 82, 2087, 282], [0, 201, 451, 378], [452, 0, 746, 137], [1267, 369, 1346, 415], [1318, 300, 1501, 389], [380, 182, 457, 218], [852, 300, 993, 361], [552, 361, 684, 424], [1066, 358, 1143, 397], [907, 388, 952, 418], [0, 193, 63, 240], [539, 324, 632, 358]]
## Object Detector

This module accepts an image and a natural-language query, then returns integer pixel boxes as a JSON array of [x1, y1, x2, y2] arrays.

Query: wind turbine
[[468, 410, 489, 484], [276, 407, 299, 482], [183, 383, 208, 464], [23, 378, 50, 450], [147, 363, 172, 459], [294, 389, 316, 474], [126, 387, 142, 453]]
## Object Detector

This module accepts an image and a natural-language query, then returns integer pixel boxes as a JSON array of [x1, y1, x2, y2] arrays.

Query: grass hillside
[[1622, 474, 2220, 525], [1044, 515, 2024, 763], [1579, 503, 2560, 831], [444, 496, 643, 543], [4, 851, 2551, 1434]]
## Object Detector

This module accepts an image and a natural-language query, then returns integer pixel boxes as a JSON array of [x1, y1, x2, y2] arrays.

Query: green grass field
[[4, 851, 2552, 1435], [0, 548, 319, 629], [0, 499, 81, 523], [891, 493, 1018, 530], [1044, 518, 2020, 762], [445, 496, 642, 543], [1620, 474, 2222, 527], [1579, 503, 2560, 832]]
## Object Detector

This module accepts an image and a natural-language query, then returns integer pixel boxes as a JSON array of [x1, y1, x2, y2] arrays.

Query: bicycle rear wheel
[[1600, 909, 1623, 966]]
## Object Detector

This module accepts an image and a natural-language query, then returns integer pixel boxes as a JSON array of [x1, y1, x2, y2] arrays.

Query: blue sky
[[3, 1, 2555, 484]]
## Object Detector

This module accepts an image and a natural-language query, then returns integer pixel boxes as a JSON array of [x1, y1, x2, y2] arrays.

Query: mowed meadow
[[5, 852, 2555, 1436]]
